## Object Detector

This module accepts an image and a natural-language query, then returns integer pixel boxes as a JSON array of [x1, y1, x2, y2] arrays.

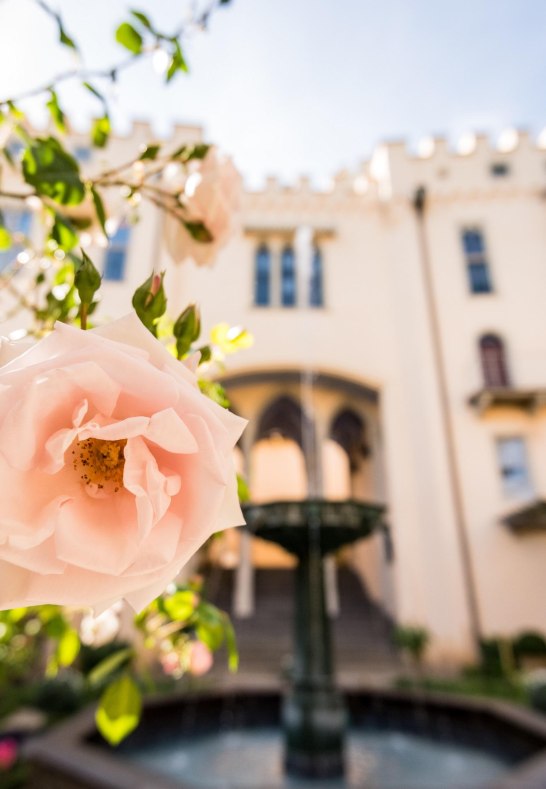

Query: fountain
[[243, 498, 384, 779]]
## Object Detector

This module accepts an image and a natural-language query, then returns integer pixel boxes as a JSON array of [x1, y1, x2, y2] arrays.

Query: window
[[309, 246, 323, 307], [103, 224, 130, 281], [281, 246, 296, 307], [462, 229, 492, 294], [0, 209, 32, 271], [254, 244, 270, 306], [490, 162, 510, 177], [497, 438, 532, 497], [479, 334, 510, 388], [74, 146, 91, 163]]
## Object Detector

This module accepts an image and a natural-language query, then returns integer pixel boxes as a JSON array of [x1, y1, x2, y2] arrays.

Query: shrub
[[393, 626, 430, 664], [513, 631, 546, 661]]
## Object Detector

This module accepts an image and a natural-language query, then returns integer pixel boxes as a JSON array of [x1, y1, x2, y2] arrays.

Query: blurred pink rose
[[165, 147, 241, 267], [188, 640, 213, 676], [0, 738, 17, 771], [160, 651, 181, 677], [0, 313, 246, 611]]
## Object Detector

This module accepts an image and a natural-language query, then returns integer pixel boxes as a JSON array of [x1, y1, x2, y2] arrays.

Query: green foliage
[[166, 40, 188, 82], [91, 115, 111, 148], [132, 271, 167, 335], [198, 379, 230, 408], [87, 647, 134, 688], [237, 474, 250, 503], [0, 226, 12, 251], [394, 625, 430, 663], [139, 143, 161, 161], [51, 213, 79, 251], [395, 672, 528, 706], [183, 220, 213, 243], [513, 631, 546, 659], [115, 22, 144, 54], [46, 90, 66, 133], [173, 303, 201, 359], [162, 590, 196, 622], [95, 673, 142, 746], [90, 186, 107, 236], [22, 136, 85, 205]]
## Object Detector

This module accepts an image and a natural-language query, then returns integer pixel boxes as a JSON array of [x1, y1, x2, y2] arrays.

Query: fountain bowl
[[25, 686, 546, 789]]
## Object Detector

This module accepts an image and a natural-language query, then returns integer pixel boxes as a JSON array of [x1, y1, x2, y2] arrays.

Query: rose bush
[[0, 312, 246, 612], [165, 147, 241, 267]]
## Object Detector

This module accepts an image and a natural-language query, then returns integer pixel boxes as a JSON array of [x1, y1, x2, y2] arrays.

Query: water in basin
[[125, 726, 509, 788]]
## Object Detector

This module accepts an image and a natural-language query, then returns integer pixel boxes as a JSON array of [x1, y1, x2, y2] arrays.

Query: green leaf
[[59, 25, 77, 51], [95, 673, 142, 746], [223, 615, 239, 672], [91, 115, 111, 148], [195, 603, 226, 652], [51, 213, 78, 251], [90, 185, 108, 236], [197, 344, 212, 364], [163, 590, 196, 622], [57, 628, 80, 667], [171, 143, 210, 162], [166, 40, 188, 82], [130, 10, 154, 31], [198, 379, 230, 408], [183, 220, 213, 243], [7, 101, 24, 121], [46, 91, 66, 134], [173, 303, 200, 359], [139, 143, 161, 161], [74, 249, 102, 306], [22, 136, 85, 205], [237, 474, 250, 504], [83, 82, 105, 103], [115, 22, 144, 54], [0, 227, 12, 251], [88, 647, 134, 687], [132, 271, 167, 335]]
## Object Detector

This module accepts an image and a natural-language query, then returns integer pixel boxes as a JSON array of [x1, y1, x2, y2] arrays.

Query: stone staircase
[[204, 565, 401, 684]]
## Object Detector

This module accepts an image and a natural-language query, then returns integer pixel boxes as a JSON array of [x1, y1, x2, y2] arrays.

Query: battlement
[[248, 127, 546, 202]]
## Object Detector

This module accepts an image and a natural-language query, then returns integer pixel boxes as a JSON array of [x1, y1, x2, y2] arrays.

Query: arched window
[[281, 246, 296, 307], [254, 244, 270, 306], [330, 409, 369, 472], [257, 395, 307, 448], [309, 246, 323, 307], [480, 334, 510, 388]]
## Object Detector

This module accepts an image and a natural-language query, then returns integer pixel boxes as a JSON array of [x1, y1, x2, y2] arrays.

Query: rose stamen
[[71, 438, 126, 493]]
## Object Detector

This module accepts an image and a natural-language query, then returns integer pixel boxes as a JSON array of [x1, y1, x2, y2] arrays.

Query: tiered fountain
[[243, 498, 384, 779]]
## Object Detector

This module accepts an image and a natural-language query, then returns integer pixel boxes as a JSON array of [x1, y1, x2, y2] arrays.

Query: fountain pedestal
[[243, 499, 384, 779]]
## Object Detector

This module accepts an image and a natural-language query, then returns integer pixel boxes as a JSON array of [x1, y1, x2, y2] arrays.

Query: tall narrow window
[[497, 437, 532, 497], [480, 334, 510, 388], [462, 229, 492, 294], [0, 209, 32, 271], [281, 246, 296, 307], [254, 244, 270, 306], [309, 246, 323, 307], [104, 224, 130, 281]]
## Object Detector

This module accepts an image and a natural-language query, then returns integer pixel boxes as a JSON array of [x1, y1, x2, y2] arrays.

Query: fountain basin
[[26, 688, 546, 788]]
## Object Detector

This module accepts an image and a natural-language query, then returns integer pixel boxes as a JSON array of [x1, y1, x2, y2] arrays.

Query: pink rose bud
[[0, 738, 17, 771], [188, 641, 213, 676]]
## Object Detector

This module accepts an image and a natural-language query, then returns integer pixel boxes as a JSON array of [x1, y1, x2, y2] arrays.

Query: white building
[[2, 123, 546, 664]]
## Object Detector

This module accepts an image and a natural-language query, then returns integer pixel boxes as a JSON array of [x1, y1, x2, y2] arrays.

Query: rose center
[[71, 438, 127, 493]]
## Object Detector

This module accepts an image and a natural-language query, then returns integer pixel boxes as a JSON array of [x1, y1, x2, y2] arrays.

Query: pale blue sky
[[1, 0, 545, 187]]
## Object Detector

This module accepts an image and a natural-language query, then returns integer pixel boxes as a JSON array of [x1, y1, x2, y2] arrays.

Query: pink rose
[[0, 313, 246, 611], [165, 148, 241, 267], [188, 640, 213, 676], [160, 650, 181, 677], [0, 738, 17, 771]]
